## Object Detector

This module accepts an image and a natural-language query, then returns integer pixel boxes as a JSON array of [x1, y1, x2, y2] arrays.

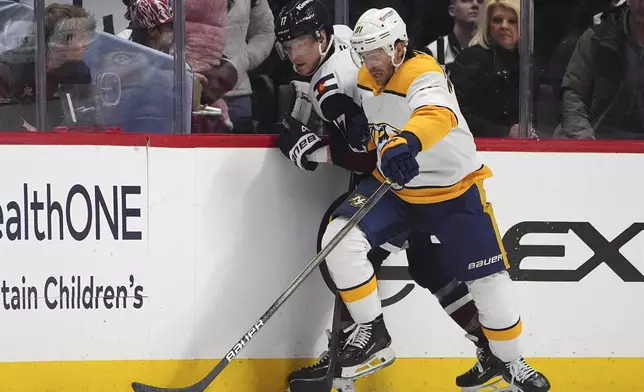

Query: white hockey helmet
[[350, 8, 408, 67]]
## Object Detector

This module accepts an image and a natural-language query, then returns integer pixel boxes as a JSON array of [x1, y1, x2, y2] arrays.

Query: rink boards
[[0, 135, 642, 391]]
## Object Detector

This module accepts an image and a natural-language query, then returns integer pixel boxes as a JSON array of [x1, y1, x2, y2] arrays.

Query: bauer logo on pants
[[468, 254, 503, 270]]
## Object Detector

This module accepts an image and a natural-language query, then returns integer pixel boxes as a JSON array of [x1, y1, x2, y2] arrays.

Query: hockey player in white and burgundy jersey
[[275, 7, 375, 175], [275, 2, 528, 392]]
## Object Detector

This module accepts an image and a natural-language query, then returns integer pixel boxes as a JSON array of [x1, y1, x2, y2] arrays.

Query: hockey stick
[[131, 179, 393, 392]]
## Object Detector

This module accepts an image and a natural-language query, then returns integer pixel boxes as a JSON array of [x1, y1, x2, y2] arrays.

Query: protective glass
[[47, 28, 98, 70]]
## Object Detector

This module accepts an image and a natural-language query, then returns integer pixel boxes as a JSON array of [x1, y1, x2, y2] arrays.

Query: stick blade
[[131, 381, 200, 392], [131, 382, 170, 392]]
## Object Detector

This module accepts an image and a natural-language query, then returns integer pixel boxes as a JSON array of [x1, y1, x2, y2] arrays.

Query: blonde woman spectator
[[449, 0, 538, 138], [223, 0, 275, 130]]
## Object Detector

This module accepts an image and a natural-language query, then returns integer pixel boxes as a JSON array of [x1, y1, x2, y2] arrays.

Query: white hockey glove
[[278, 116, 328, 171], [289, 80, 313, 125]]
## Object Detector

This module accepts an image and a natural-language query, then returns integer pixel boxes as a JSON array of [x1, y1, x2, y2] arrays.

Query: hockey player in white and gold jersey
[[316, 7, 551, 392]]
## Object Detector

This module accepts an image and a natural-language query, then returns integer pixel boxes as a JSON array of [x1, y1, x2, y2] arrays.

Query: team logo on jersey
[[314, 73, 338, 102], [347, 194, 367, 208], [369, 123, 400, 150]]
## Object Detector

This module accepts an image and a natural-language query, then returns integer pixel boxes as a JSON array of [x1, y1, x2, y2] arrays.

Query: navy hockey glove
[[345, 112, 371, 153], [380, 132, 421, 186], [278, 116, 328, 171]]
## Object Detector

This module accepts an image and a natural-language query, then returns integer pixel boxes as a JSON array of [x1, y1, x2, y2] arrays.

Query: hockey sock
[[432, 279, 487, 345], [336, 246, 390, 330], [322, 217, 382, 324], [465, 270, 523, 363]]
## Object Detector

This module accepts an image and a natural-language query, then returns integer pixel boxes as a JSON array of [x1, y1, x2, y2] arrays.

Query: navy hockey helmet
[[275, 0, 331, 44], [275, 0, 334, 75]]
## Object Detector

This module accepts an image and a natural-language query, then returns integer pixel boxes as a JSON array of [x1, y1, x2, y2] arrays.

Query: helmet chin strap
[[390, 47, 406, 69], [378, 46, 407, 87], [292, 35, 335, 77]]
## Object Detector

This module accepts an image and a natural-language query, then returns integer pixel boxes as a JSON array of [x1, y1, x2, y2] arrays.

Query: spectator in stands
[[126, 0, 174, 54], [548, 0, 598, 99], [556, 0, 644, 139], [594, 0, 627, 24], [422, 0, 483, 70], [125, 0, 238, 132], [185, 0, 231, 129], [191, 56, 239, 133], [0, 3, 94, 131], [449, 0, 538, 138], [223, 0, 275, 132], [120, 0, 233, 130], [549, 0, 628, 99]]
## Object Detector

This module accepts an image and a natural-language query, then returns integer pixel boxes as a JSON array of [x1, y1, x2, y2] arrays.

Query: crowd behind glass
[[0, 0, 641, 140]]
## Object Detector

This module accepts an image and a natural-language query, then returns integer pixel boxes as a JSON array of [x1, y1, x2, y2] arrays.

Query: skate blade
[[461, 376, 512, 392], [340, 346, 396, 380]]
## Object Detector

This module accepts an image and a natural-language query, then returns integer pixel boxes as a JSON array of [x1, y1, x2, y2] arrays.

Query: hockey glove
[[278, 115, 328, 171], [380, 132, 421, 186], [345, 112, 371, 153]]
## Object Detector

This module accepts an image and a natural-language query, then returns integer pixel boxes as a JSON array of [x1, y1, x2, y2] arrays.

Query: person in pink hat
[[124, 0, 235, 130]]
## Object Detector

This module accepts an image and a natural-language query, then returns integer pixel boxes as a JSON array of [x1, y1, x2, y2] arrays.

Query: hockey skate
[[287, 350, 335, 392], [501, 357, 551, 392], [287, 329, 345, 392], [456, 342, 510, 392], [337, 314, 396, 380]]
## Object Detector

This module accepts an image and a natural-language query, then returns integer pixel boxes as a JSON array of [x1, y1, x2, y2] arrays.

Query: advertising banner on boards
[[0, 144, 642, 392]]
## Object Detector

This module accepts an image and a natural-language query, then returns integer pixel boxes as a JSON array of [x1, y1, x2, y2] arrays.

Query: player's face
[[488, 5, 519, 50], [450, 0, 483, 24], [360, 48, 395, 86], [282, 34, 321, 75]]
